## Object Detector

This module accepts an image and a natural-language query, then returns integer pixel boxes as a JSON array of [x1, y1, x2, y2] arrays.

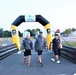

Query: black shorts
[[37, 50, 43, 55], [24, 50, 31, 56], [53, 48, 61, 55]]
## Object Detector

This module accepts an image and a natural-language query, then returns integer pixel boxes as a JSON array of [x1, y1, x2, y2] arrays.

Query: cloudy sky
[[0, 0, 76, 33]]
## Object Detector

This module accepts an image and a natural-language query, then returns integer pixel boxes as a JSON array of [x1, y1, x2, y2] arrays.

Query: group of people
[[22, 31, 62, 67]]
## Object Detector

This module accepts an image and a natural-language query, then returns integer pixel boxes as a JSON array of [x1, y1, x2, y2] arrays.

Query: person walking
[[51, 34, 62, 64], [35, 31, 47, 67], [23, 33, 33, 67]]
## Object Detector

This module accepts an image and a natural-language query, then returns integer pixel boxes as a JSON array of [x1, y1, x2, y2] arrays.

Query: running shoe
[[40, 63, 43, 67], [57, 60, 61, 64], [51, 58, 55, 61], [28, 63, 31, 67], [23, 59, 26, 64]]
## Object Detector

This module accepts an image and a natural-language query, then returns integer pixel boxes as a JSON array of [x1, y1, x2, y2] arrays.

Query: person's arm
[[23, 40, 26, 51], [44, 38, 47, 48], [59, 39, 63, 48], [31, 41, 33, 50], [34, 38, 38, 51], [51, 42, 53, 50], [50, 39, 54, 50]]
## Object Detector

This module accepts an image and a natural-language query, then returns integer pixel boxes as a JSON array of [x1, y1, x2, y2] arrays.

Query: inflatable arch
[[11, 15, 52, 50]]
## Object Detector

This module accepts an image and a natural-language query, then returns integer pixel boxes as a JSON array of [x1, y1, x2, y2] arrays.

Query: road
[[0, 50, 76, 75]]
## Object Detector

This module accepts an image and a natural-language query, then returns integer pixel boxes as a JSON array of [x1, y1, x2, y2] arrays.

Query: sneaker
[[57, 60, 61, 64], [23, 59, 26, 64], [28, 63, 31, 67], [51, 58, 55, 61], [40, 63, 43, 67]]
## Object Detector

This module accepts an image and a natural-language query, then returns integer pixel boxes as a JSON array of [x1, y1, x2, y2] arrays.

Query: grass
[[0, 37, 35, 42], [62, 42, 76, 48], [0, 37, 35, 47], [0, 37, 76, 48]]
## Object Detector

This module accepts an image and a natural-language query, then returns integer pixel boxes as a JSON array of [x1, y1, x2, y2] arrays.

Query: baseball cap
[[54, 34, 59, 36], [39, 31, 43, 34]]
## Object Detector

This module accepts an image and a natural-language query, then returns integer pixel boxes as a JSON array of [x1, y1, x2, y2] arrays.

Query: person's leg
[[37, 51, 39, 62], [38, 50, 43, 63], [55, 50, 61, 64], [38, 56, 40, 62], [51, 54, 55, 61], [38, 50, 43, 66], [24, 56, 26, 63], [28, 55, 31, 66], [38, 55, 42, 63], [58, 48, 61, 56], [24, 56, 26, 60], [55, 55, 59, 60], [54, 49, 59, 60], [52, 54, 55, 58], [27, 50, 31, 66], [51, 50, 56, 61], [37, 50, 40, 62], [24, 51, 27, 64]]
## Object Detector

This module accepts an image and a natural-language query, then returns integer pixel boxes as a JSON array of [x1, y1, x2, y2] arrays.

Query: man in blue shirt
[[23, 34, 33, 66], [35, 31, 47, 66]]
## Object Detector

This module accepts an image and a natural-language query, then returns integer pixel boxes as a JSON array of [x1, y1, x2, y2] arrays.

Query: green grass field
[[62, 42, 76, 48], [0, 37, 76, 48], [0, 37, 34, 42]]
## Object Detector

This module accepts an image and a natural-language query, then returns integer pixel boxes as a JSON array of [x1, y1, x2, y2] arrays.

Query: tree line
[[26, 28, 40, 36], [0, 28, 75, 37], [0, 28, 23, 37], [62, 28, 76, 34], [0, 28, 41, 37]]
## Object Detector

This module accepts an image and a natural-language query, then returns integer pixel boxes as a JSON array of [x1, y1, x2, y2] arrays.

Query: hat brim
[[54, 34, 59, 36], [39, 32, 43, 33]]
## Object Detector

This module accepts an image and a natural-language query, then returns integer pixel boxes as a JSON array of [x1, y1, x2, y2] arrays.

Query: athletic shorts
[[37, 50, 43, 55], [53, 48, 61, 55], [24, 49, 31, 56]]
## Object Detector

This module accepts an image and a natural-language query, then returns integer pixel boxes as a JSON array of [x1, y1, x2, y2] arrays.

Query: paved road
[[0, 50, 76, 75]]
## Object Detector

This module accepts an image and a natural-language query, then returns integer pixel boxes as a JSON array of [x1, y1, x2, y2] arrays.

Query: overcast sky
[[0, 0, 76, 33]]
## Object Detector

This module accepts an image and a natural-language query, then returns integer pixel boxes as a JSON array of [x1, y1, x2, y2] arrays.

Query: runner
[[34, 31, 47, 67], [23, 33, 33, 67], [51, 34, 62, 64]]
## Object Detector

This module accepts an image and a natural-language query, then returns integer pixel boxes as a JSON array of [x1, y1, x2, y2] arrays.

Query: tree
[[2, 30, 12, 37], [36, 28, 40, 32], [31, 29, 38, 36], [0, 28, 3, 37], [26, 29, 41, 36], [8, 31, 12, 37], [26, 29, 32, 36], [18, 31, 23, 37], [26, 29, 31, 32], [64, 28, 72, 34]]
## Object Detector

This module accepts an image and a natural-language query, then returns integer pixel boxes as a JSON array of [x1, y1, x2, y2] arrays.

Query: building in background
[[23, 30, 30, 37], [70, 31, 76, 36]]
